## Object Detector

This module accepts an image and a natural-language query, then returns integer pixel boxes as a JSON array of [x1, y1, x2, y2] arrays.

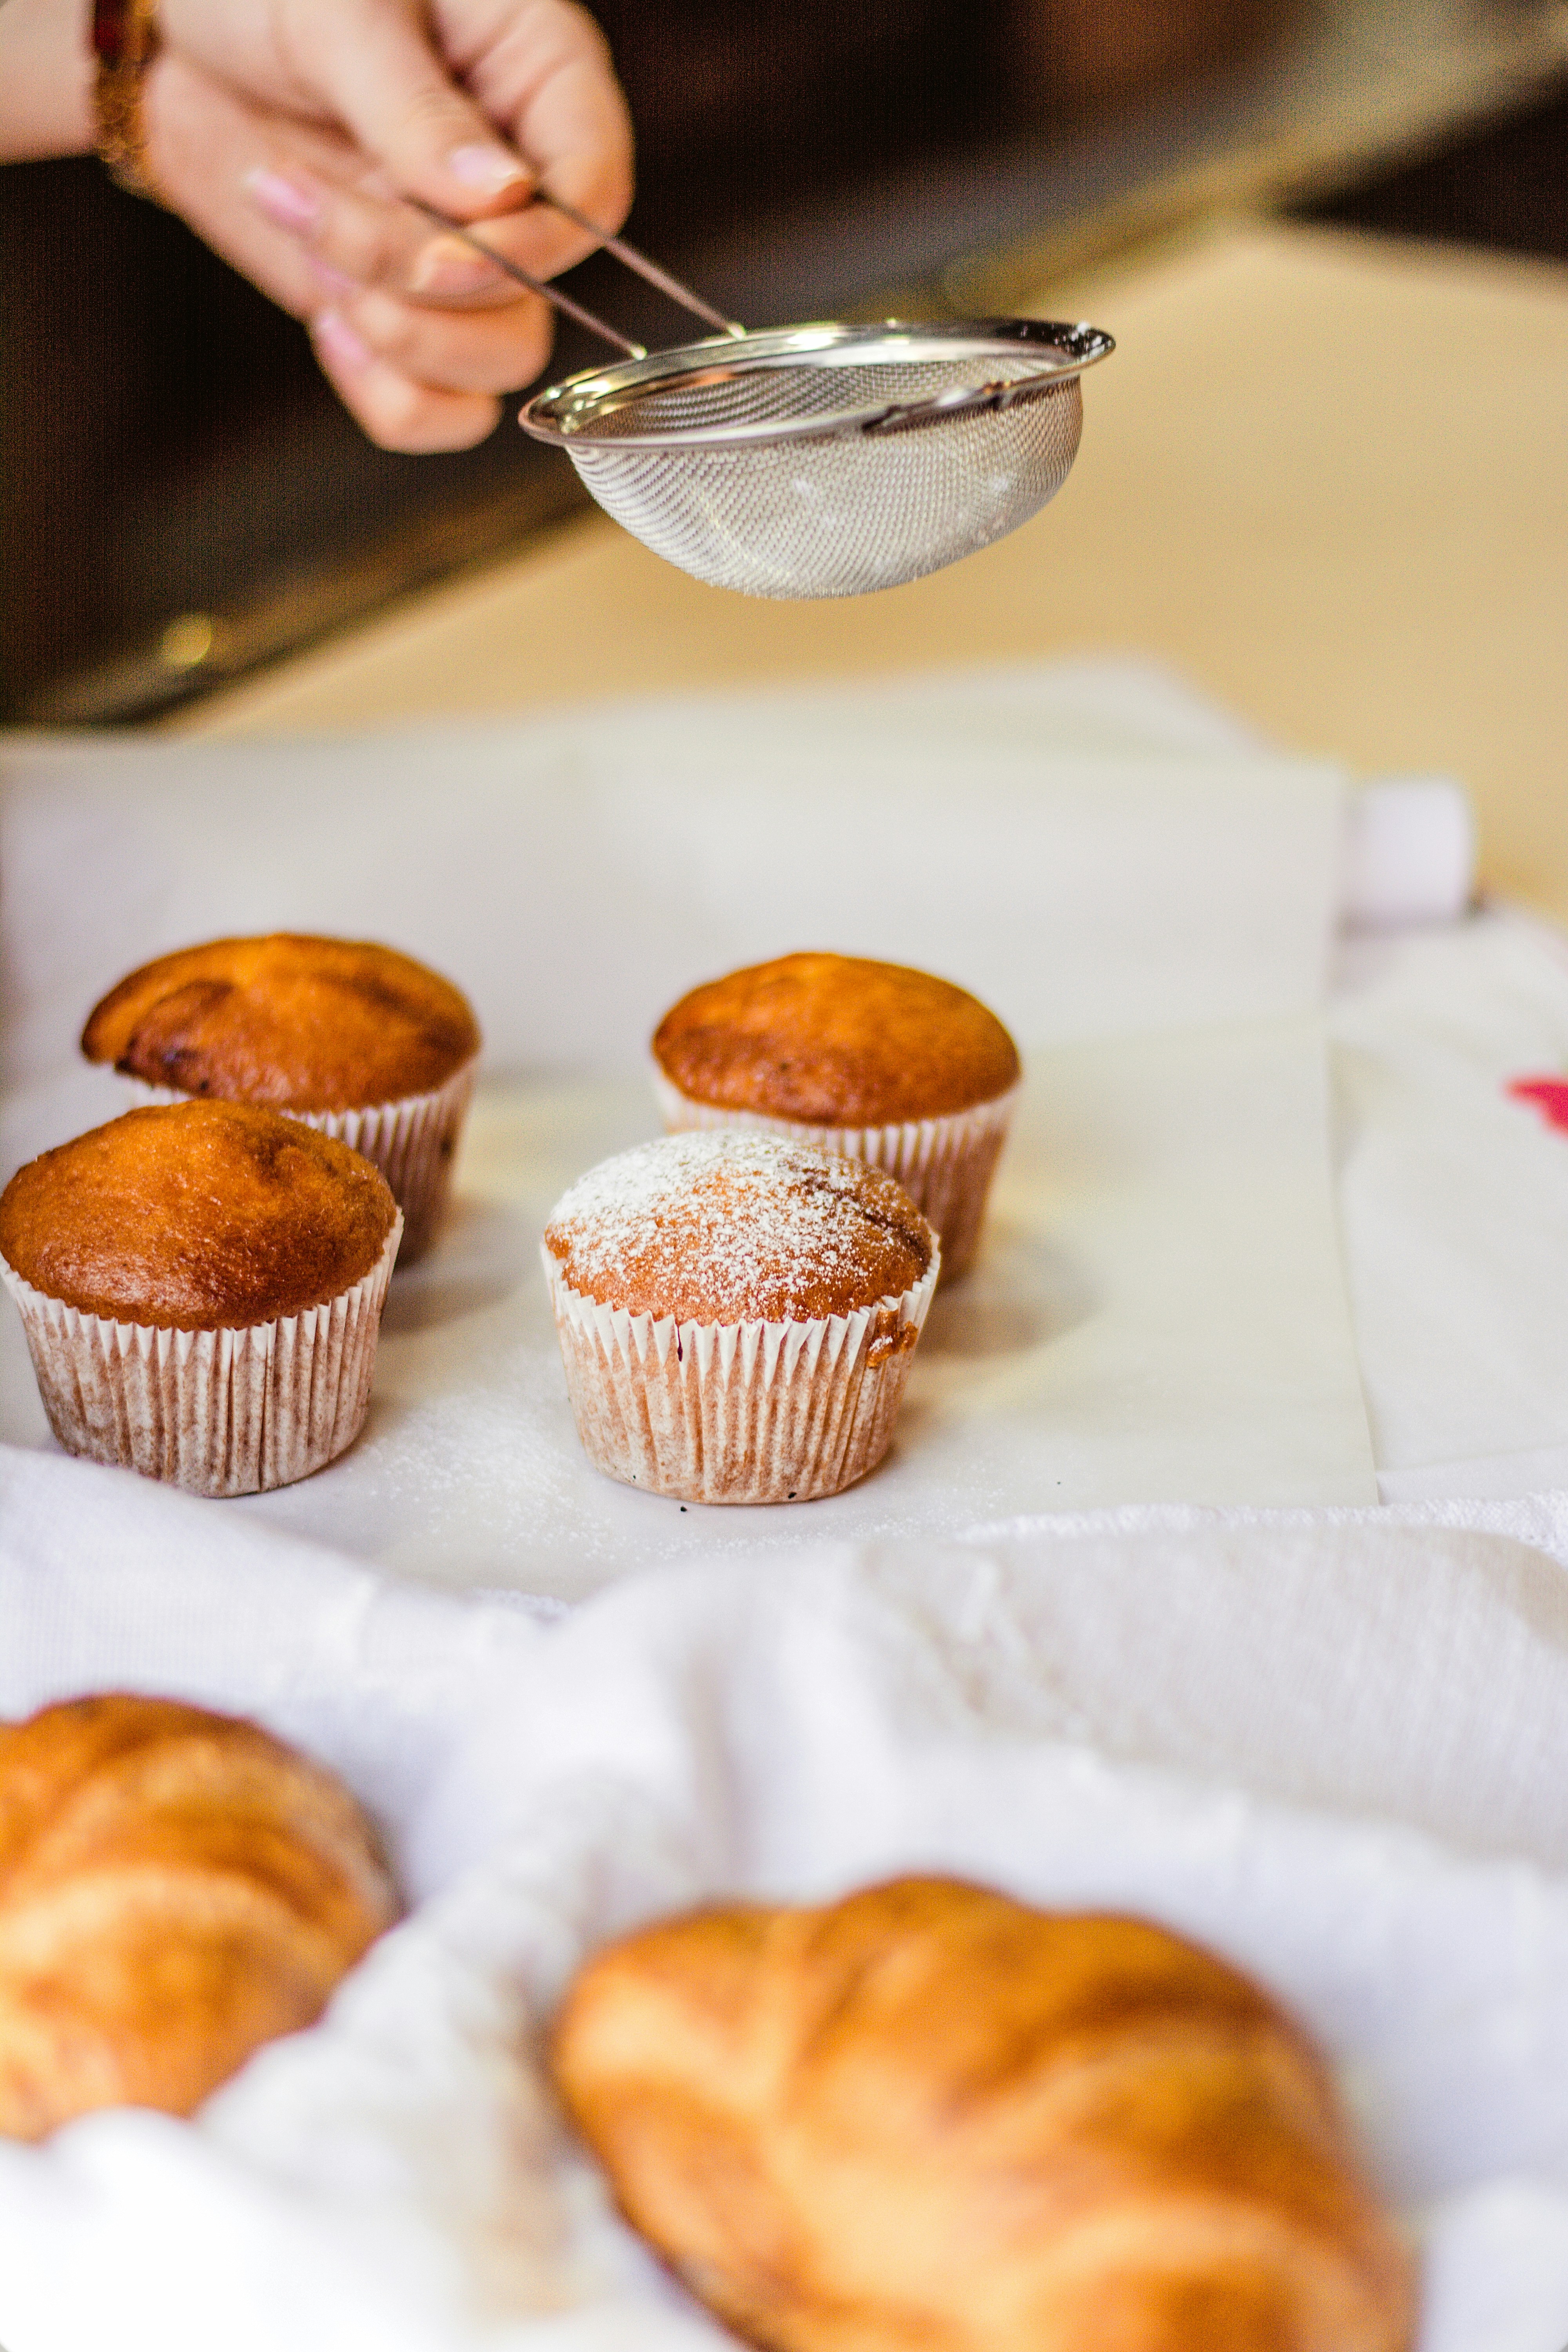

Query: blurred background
[[3, 0, 1566, 727]]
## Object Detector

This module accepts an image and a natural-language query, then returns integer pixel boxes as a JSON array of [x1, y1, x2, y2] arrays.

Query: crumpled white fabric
[[1331, 908, 1568, 1499], [3, 1443, 1568, 2352]]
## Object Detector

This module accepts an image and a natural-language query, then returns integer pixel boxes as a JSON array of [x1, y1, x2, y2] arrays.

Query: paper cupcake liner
[[0, 1216, 401, 1497], [543, 1246, 939, 1506], [125, 1061, 475, 1265], [652, 1073, 1017, 1283]]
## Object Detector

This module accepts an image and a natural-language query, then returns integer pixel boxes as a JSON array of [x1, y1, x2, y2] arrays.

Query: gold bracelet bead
[[91, 0, 163, 202]]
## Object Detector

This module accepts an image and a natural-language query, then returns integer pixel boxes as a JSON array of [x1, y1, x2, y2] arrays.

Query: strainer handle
[[540, 193, 744, 341], [405, 198, 647, 357], [405, 197, 744, 361]]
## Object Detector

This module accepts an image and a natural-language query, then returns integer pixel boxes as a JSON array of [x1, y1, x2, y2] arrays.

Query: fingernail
[[446, 143, 531, 195], [244, 166, 321, 234], [409, 235, 500, 296], [308, 256, 360, 297], [313, 308, 372, 370]]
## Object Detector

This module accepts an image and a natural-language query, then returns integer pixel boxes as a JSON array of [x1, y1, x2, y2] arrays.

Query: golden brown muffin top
[[544, 1132, 935, 1324], [81, 933, 480, 1112], [653, 953, 1020, 1126], [0, 1692, 399, 2141], [0, 1101, 398, 1330]]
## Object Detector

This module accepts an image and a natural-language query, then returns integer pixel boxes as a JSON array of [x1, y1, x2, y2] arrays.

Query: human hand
[[140, 0, 633, 449]]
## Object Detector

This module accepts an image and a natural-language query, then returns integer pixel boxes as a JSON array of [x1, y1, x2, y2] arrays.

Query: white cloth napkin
[[2, 1443, 1568, 2352], [1331, 909, 1568, 1498]]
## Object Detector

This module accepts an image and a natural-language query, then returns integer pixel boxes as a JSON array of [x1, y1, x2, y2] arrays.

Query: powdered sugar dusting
[[544, 1131, 934, 1324]]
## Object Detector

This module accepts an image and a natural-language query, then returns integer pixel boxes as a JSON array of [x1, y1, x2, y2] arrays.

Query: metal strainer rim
[[519, 318, 1113, 452]]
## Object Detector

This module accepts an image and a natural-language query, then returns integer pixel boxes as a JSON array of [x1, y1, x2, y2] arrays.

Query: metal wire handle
[[405, 194, 743, 359]]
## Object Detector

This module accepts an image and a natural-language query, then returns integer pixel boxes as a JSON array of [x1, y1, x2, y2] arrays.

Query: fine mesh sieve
[[416, 197, 1112, 599]]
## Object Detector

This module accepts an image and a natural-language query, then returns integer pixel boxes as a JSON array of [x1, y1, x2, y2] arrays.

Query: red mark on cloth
[[1508, 1077, 1568, 1132]]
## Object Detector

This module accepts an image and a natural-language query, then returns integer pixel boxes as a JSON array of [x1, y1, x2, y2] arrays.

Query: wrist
[[0, 0, 96, 157]]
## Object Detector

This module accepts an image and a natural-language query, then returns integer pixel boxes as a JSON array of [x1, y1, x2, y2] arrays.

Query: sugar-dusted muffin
[[0, 1693, 399, 2141], [82, 934, 481, 1261], [652, 953, 1020, 1280], [541, 1130, 939, 1504], [0, 1100, 401, 1494], [554, 1877, 1417, 2352]]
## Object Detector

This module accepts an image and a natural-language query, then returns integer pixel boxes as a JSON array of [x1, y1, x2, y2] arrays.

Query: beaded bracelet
[[92, 0, 162, 200]]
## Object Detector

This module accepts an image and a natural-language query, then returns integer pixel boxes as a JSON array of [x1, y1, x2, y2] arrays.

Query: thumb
[[295, 0, 534, 216]]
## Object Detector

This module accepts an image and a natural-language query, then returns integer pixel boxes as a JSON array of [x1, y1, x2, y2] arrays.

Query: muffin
[[554, 1877, 1417, 2352], [652, 953, 1019, 1281], [81, 934, 480, 1262], [541, 1130, 938, 1504], [0, 1100, 400, 1495], [0, 1692, 399, 2140]]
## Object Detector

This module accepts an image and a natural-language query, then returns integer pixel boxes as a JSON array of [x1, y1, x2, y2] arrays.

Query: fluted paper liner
[[544, 1244, 939, 1506], [652, 1073, 1016, 1283], [126, 1061, 475, 1265], [0, 1214, 401, 1497]]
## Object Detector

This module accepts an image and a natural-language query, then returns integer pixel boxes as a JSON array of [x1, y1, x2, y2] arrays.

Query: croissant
[[0, 1692, 399, 2140], [552, 1875, 1416, 2352]]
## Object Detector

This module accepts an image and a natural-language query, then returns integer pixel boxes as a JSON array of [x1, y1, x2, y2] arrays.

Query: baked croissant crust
[[0, 1693, 399, 2140], [552, 1876, 1417, 2352]]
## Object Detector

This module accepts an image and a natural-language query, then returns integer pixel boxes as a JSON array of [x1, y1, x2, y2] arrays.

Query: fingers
[[147, 57, 336, 318], [243, 152, 606, 303], [310, 311, 502, 448], [156, 0, 633, 241], [133, 0, 640, 454], [264, 0, 537, 222], [324, 284, 553, 394], [154, 0, 635, 318], [240, 154, 563, 389], [245, 155, 452, 298], [145, 56, 529, 450], [274, 0, 635, 237], [454, 0, 634, 229]]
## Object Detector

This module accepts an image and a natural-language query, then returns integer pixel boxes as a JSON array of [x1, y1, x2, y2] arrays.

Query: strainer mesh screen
[[562, 356, 1083, 599]]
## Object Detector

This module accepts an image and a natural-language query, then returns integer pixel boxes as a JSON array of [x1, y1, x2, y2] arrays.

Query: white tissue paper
[[0, 662, 1351, 1089], [0, 659, 1388, 1584]]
